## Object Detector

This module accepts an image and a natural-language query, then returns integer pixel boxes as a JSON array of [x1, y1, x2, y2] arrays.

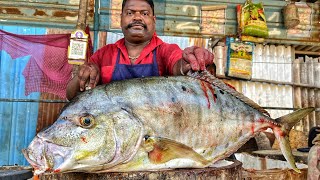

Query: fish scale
[[23, 72, 314, 174]]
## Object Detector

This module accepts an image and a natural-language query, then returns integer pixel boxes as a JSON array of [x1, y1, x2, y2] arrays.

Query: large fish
[[23, 72, 314, 175]]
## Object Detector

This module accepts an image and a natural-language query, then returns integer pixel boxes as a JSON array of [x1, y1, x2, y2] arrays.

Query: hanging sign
[[68, 29, 88, 65]]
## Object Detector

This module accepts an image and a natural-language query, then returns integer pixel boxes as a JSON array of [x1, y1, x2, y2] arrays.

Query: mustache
[[126, 22, 147, 29]]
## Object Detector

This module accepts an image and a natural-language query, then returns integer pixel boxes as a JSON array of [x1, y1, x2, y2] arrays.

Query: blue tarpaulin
[[0, 25, 44, 166]]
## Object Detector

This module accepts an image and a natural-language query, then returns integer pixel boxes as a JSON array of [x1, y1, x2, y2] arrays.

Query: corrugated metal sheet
[[0, 0, 94, 29], [0, 0, 317, 51], [101, 1, 319, 42], [0, 0, 319, 53], [0, 26, 45, 166], [293, 56, 320, 132], [159, 36, 192, 50], [106, 32, 124, 44], [36, 93, 66, 133], [95, 0, 318, 56]]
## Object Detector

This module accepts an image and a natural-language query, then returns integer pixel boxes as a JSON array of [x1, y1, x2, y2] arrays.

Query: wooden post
[[293, 58, 303, 131], [71, 0, 89, 77], [76, 0, 89, 31], [315, 58, 320, 126], [307, 56, 316, 128], [300, 57, 310, 132]]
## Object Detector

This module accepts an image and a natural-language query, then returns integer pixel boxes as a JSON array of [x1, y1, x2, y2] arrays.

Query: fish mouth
[[23, 136, 73, 175]]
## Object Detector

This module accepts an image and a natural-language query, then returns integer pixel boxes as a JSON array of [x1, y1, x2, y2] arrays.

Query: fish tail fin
[[273, 107, 315, 173]]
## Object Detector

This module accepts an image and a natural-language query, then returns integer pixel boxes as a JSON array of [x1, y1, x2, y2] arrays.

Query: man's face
[[121, 0, 156, 44]]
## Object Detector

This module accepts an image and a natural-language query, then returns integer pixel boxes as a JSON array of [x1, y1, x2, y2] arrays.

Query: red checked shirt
[[90, 35, 183, 84]]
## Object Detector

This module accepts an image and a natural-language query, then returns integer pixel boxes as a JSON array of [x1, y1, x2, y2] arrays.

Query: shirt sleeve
[[158, 43, 183, 75], [90, 47, 104, 67], [88, 45, 116, 84]]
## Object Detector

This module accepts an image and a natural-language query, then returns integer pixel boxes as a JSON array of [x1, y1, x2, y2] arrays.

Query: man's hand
[[78, 63, 100, 91], [66, 62, 100, 100], [181, 46, 214, 73]]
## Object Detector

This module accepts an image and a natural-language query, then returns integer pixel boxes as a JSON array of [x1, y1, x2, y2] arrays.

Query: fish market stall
[[0, 0, 319, 179]]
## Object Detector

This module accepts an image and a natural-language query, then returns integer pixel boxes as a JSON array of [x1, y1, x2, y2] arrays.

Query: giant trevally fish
[[23, 71, 314, 175]]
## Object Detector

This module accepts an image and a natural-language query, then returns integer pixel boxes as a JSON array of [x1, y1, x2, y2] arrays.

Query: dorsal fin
[[188, 71, 270, 117]]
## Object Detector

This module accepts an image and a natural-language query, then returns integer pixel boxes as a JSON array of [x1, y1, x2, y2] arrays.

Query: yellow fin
[[274, 107, 315, 173], [143, 136, 210, 165]]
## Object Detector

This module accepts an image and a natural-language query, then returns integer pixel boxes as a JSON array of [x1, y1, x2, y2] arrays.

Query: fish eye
[[144, 135, 150, 141], [79, 115, 95, 128]]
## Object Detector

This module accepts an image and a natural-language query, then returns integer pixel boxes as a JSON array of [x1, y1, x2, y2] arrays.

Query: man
[[66, 0, 214, 100]]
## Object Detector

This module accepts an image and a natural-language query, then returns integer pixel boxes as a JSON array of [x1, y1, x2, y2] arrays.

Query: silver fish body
[[23, 73, 314, 174]]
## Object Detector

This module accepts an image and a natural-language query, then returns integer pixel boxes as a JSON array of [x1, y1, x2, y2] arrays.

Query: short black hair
[[122, 0, 155, 16]]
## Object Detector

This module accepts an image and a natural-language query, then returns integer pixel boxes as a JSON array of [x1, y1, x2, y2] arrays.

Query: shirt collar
[[115, 34, 164, 63]]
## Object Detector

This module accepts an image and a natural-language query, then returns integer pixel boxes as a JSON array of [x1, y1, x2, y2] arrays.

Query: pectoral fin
[[143, 135, 210, 165]]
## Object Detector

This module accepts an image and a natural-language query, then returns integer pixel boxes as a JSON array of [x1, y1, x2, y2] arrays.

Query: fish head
[[23, 94, 144, 174]]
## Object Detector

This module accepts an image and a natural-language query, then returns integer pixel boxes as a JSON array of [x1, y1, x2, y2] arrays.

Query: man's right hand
[[66, 62, 100, 100], [77, 63, 100, 91]]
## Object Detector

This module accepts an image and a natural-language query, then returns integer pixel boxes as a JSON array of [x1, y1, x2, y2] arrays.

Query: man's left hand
[[182, 46, 214, 72]]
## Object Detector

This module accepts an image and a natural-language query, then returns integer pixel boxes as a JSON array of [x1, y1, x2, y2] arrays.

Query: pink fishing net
[[0, 27, 92, 99]]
